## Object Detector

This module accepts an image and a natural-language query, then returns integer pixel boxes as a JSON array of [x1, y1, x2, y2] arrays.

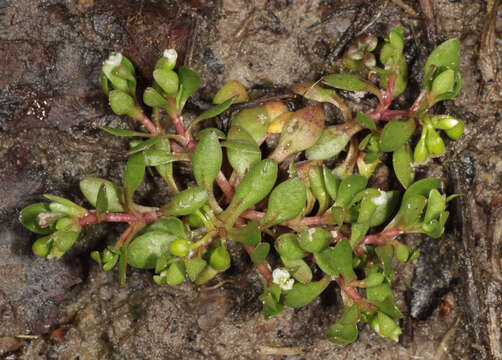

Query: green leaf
[[393, 143, 415, 189], [326, 322, 358, 344], [96, 184, 108, 215], [291, 82, 337, 103], [321, 167, 338, 203], [109, 90, 136, 116], [314, 247, 337, 275], [298, 228, 330, 253], [195, 265, 220, 285], [138, 217, 187, 240], [402, 178, 441, 205], [123, 152, 146, 198], [333, 238, 356, 281], [357, 112, 376, 131], [80, 178, 124, 212], [226, 221, 261, 246], [335, 174, 368, 208], [283, 277, 330, 308], [366, 283, 395, 303], [143, 150, 188, 166], [395, 243, 410, 262], [177, 66, 201, 111], [326, 304, 360, 344], [44, 194, 87, 217], [431, 69, 455, 96], [231, 106, 270, 143], [192, 130, 222, 191], [195, 96, 236, 122], [213, 80, 248, 104], [185, 258, 207, 282], [421, 211, 449, 238], [363, 272, 385, 287], [19, 203, 55, 234], [128, 231, 177, 269], [194, 127, 226, 141], [375, 244, 394, 278], [425, 128, 445, 157], [261, 179, 306, 228], [221, 140, 261, 154], [425, 39, 460, 76], [127, 137, 162, 154], [323, 73, 366, 91], [143, 87, 170, 108], [162, 186, 208, 216], [371, 296, 403, 320], [364, 191, 399, 227], [225, 126, 261, 176], [269, 106, 325, 163], [414, 127, 428, 163], [444, 118, 464, 140], [281, 258, 312, 284], [371, 312, 402, 341], [309, 166, 330, 215], [260, 289, 284, 319], [209, 247, 231, 270], [379, 118, 416, 152], [389, 26, 404, 53], [100, 126, 149, 137], [165, 261, 186, 285], [350, 223, 369, 248], [153, 69, 179, 96], [400, 194, 427, 227], [221, 159, 278, 228], [275, 233, 307, 260], [423, 188, 445, 223], [251, 243, 270, 265], [305, 125, 353, 160]]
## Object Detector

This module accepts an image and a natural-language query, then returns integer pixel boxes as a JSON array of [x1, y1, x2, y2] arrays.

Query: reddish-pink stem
[[79, 210, 162, 227], [335, 276, 377, 311], [380, 109, 410, 120], [240, 209, 265, 220], [215, 172, 235, 201], [140, 114, 159, 135], [285, 214, 329, 227], [360, 228, 403, 246]]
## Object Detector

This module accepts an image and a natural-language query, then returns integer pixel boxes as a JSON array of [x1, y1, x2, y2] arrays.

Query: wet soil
[[0, 0, 501, 359]]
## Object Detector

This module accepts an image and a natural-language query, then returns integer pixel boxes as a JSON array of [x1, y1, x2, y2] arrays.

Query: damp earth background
[[0, 0, 502, 359]]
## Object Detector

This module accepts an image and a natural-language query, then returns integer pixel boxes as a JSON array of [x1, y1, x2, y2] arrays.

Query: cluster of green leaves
[[19, 196, 86, 258], [20, 26, 463, 344]]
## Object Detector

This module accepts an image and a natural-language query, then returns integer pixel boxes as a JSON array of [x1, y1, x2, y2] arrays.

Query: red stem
[[140, 114, 159, 135], [335, 276, 377, 311], [215, 172, 235, 201], [79, 210, 162, 227], [240, 209, 265, 220]]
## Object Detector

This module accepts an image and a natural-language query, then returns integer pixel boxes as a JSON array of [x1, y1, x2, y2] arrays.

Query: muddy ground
[[0, 0, 501, 359]]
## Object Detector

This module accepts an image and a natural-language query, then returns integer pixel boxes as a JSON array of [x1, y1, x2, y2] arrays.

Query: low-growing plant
[[20, 27, 463, 343]]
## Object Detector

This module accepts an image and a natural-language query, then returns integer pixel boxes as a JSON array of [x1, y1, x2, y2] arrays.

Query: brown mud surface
[[0, 0, 501, 359]]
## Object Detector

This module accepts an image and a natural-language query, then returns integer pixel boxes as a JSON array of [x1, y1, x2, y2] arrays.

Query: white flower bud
[[163, 49, 178, 63]]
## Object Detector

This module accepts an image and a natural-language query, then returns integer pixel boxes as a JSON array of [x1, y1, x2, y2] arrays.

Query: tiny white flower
[[272, 268, 294, 290], [105, 52, 123, 67], [163, 49, 178, 63], [103, 52, 123, 76]]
